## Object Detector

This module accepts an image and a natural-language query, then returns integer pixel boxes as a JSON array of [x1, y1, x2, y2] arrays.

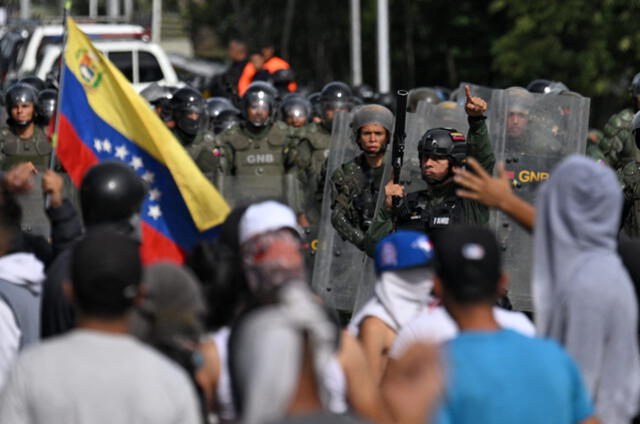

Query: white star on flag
[[148, 205, 162, 220], [115, 145, 129, 160], [149, 188, 162, 201], [142, 171, 155, 183], [102, 139, 112, 153], [94, 138, 103, 152], [130, 156, 143, 170]]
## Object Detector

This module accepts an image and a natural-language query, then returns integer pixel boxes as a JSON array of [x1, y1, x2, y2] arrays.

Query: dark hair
[[433, 225, 501, 304], [71, 229, 142, 318], [0, 186, 22, 254]]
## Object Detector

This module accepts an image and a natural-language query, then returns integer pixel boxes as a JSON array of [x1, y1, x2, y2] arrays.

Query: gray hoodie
[[533, 154, 640, 424]]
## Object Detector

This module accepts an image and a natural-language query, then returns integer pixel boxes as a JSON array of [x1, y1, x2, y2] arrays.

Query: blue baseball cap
[[374, 230, 435, 274]]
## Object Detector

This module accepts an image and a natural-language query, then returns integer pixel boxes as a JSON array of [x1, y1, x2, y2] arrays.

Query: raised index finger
[[464, 85, 472, 102]]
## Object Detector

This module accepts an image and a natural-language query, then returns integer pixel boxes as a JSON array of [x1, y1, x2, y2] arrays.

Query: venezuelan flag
[[56, 17, 230, 264]]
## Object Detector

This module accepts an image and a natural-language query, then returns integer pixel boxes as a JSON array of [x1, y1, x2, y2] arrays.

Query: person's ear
[[432, 275, 443, 299], [497, 272, 510, 297]]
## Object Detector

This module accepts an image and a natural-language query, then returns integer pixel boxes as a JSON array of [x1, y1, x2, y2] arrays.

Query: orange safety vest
[[237, 56, 298, 96]]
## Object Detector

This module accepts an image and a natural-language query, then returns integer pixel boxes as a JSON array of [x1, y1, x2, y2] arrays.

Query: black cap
[[433, 225, 501, 303], [72, 229, 142, 317]]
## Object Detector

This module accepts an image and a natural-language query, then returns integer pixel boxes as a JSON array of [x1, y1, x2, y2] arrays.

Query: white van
[[9, 23, 147, 81], [35, 39, 179, 92]]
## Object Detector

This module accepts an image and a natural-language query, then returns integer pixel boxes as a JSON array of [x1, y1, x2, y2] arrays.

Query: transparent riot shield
[[489, 89, 590, 311], [16, 176, 50, 238], [311, 111, 376, 314], [217, 173, 303, 211]]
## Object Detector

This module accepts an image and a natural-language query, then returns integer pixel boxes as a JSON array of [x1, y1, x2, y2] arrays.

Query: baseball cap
[[238, 200, 302, 244], [374, 230, 435, 274], [433, 225, 501, 302]]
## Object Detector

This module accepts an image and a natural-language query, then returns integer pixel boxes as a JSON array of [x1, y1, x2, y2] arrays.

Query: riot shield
[[311, 111, 376, 314], [217, 173, 304, 211], [489, 88, 590, 311]]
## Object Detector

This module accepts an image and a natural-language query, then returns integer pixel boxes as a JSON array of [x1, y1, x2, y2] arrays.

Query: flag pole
[[45, 1, 71, 208]]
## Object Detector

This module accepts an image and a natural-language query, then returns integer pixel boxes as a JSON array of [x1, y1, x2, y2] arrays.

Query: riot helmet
[[351, 104, 394, 156], [417, 127, 467, 184], [36, 88, 57, 127], [408, 87, 440, 113], [527, 79, 568, 95], [141, 84, 176, 123], [5, 83, 38, 127], [272, 68, 295, 94], [280, 95, 311, 128], [206, 97, 239, 133], [216, 109, 242, 134], [19, 76, 47, 93], [319, 81, 352, 130], [374, 92, 395, 112], [241, 81, 277, 128], [170, 87, 205, 136], [506, 87, 533, 139], [80, 161, 147, 230], [354, 84, 376, 104]]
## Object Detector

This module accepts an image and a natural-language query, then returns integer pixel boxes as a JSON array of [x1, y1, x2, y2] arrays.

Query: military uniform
[[0, 125, 52, 170], [329, 153, 385, 254], [601, 108, 635, 169], [367, 117, 494, 248], [618, 160, 640, 238], [216, 121, 306, 210]]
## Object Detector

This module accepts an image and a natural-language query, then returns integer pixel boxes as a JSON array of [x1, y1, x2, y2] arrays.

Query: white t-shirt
[[389, 306, 535, 358], [0, 329, 201, 424]]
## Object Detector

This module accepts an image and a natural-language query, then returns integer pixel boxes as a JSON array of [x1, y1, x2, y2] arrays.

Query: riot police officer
[[599, 72, 640, 170], [329, 104, 393, 253], [280, 94, 311, 129], [618, 110, 640, 238], [35, 88, 57, 128], [170, 86, 214, 156], [0, 82, 52, 171], [140, 83, 175, 127], [367, 86, 494, 248], [205, 96, 241, 134], [216, 81, 304, 208]]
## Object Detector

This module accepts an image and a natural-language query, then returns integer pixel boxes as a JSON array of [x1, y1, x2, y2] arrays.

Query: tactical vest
[[395, 186, 465, 235], [225, 122, 289, 177], [0, 126, 52, 170]]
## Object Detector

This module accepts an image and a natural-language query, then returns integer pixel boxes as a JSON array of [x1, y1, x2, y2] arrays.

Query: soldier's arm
[[463, 85, 495, 174], [217, 143, 235, 176], [194, 142, 223, 184], [329, 168, 374, 254]]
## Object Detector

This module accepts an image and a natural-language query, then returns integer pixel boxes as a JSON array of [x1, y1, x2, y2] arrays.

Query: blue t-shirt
[[434, 329, 594, 424]]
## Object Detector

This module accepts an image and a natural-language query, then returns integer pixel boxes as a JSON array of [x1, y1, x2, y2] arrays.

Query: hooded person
[[533, 154, 640, 424], [347, 230, 436, 382]]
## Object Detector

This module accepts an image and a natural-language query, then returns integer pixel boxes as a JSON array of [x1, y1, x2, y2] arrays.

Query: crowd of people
[[0, 34, 639, 424]]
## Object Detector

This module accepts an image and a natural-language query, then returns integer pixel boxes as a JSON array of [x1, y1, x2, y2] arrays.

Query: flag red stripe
[[141, 222, 185, 264], [57, 113, 99, 186]]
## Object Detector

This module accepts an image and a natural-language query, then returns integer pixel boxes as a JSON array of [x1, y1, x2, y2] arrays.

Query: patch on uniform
[[212, 148, 222, 157], [379, 241, 398, 267], [450, 132, 465, 141]]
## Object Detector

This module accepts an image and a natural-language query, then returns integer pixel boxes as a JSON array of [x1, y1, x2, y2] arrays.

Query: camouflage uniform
[[618, 160, 640, 238], [601, 108, 635, 169], [367, 118, 494, 247], [329, 153, 385, 255]]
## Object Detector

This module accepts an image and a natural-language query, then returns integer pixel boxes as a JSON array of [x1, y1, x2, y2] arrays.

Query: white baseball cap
[[239, 200, 302, 244]]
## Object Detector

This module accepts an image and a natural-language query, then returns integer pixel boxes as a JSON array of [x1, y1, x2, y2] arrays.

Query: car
[[35, 39, 179, 92], [6, 23, 148, 83]]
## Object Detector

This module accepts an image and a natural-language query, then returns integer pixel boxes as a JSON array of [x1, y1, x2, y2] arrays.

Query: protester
[[0, 230, 201, 423], [455, 155, 640, 424], [347, 230, 436, 383], [428, 225, 597, 424]]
